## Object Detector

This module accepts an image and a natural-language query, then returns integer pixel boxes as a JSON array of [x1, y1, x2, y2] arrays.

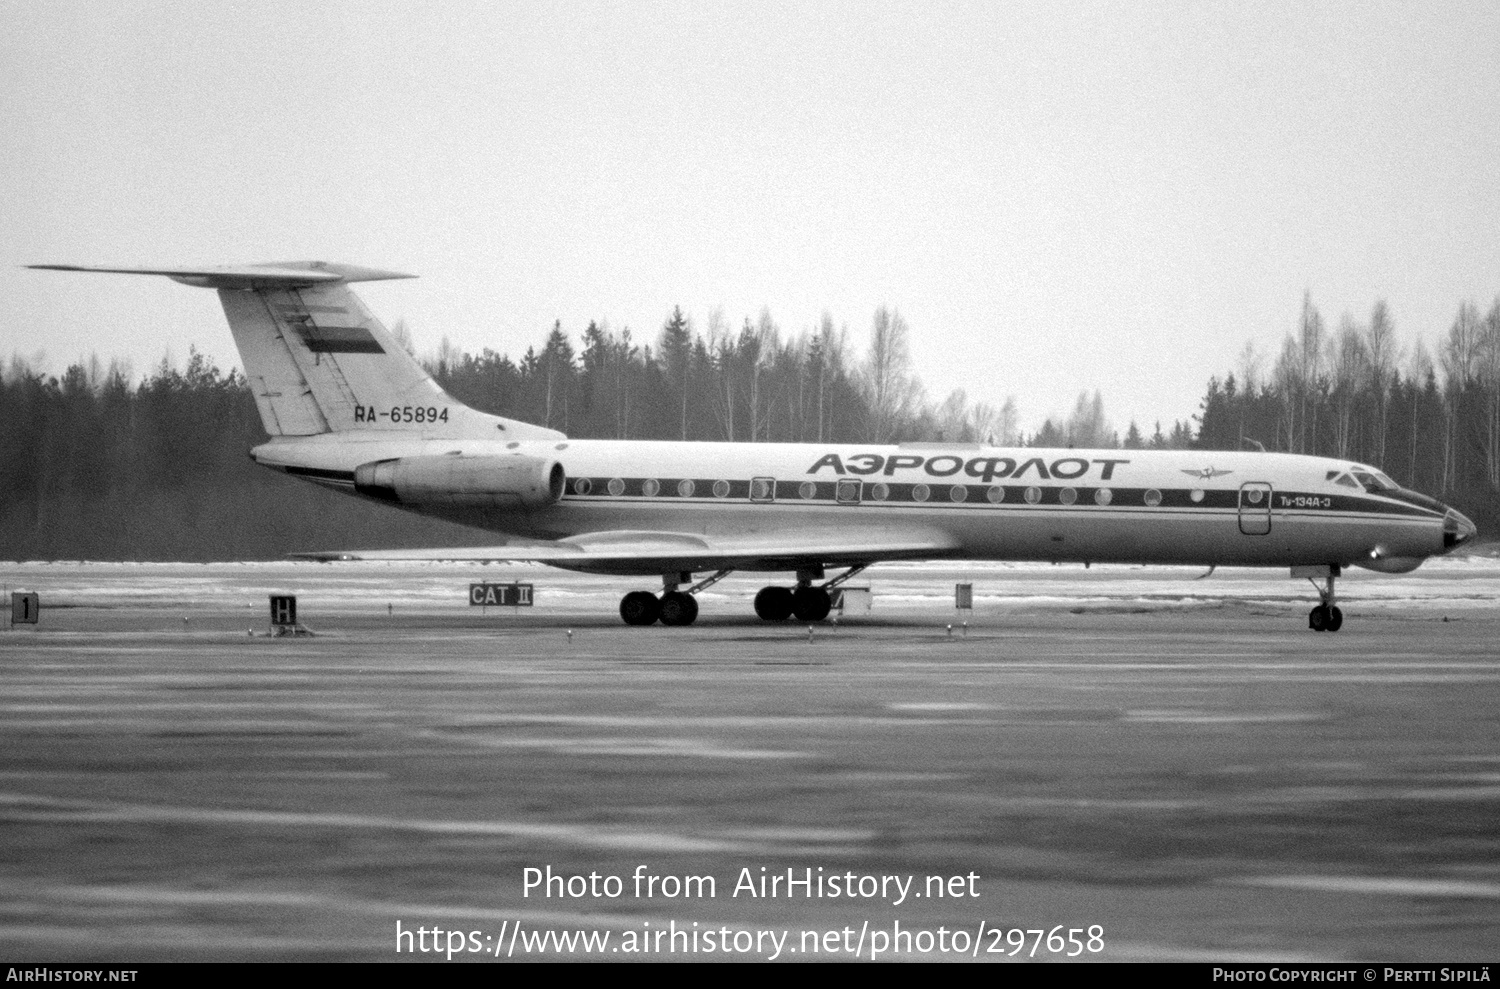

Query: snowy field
[[3, 553, 1499, 625]]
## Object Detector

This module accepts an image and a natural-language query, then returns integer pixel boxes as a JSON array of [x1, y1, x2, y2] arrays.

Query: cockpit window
[[1330, 472, 1360, 489], [1350, 469, 1395, 493]]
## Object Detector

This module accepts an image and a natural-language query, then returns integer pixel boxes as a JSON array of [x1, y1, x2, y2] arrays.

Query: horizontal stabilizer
[[27, 261, 414, 289]]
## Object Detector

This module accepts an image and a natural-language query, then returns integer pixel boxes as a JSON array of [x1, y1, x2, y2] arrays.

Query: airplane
[[31, 261, 1478, 632]]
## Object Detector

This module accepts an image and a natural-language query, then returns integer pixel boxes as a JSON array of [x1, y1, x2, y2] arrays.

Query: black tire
[[791, 586, 832, 622], [620, 591, 661, 626], [1326, 605, 1343, 632], [754, 586, 794, 621], [1308, 605, 1327, 632], [660, 591, 699, 626]]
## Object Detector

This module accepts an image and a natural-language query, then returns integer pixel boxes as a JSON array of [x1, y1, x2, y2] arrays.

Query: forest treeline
[[420, 306, 1191, 450], [1195, 292, 1500, 534], [2, 295, 1495, 560]]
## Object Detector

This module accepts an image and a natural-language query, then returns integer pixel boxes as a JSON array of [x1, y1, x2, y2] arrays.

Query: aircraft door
[[1238, 482, 1272, 535]]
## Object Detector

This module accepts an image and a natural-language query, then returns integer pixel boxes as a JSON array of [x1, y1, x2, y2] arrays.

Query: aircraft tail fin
[[30, 262, 562, 441]]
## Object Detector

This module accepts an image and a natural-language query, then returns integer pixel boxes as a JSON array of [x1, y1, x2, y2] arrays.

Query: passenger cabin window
[[749, 477, 775, 502], [836, 479, 862, 504]]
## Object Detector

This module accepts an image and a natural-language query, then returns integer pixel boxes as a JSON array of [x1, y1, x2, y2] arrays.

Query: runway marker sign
[[470, 583, 534, 607], [11, 592, 39, 625], [955, 583, 973, 611], [270, 595, 297, 626]]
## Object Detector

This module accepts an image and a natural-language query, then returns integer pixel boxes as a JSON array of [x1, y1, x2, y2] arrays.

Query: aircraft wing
[[291, 528, 961, 576]]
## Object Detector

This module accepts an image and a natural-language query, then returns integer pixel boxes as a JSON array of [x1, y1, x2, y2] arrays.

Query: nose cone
[[1443, 508, 1478, 551]]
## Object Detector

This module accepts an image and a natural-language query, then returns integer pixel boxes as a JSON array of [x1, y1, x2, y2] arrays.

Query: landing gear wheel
[[1304, 567, 1343, 632], [754, 586, 794, 621], [659, 591, 699, 626], [620, 591, 661, 626], [791, 586, 832, 622]]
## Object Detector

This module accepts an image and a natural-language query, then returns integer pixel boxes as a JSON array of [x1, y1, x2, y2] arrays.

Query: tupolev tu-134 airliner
[[32, 261, 1477, 631]]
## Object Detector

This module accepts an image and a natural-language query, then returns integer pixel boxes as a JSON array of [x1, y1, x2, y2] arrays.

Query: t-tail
[[28, 261, 562, 442]]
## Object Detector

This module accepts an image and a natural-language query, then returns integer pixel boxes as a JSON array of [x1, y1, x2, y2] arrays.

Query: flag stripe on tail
[[294, 325, 386, 354]]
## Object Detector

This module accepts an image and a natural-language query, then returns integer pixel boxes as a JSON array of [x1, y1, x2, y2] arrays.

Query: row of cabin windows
[[567, 477, 1213, 508]]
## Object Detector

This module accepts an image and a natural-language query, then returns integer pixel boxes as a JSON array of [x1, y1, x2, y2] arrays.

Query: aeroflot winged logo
[[1181, 466, 1233, 480], [807, 453, 1131, 482]]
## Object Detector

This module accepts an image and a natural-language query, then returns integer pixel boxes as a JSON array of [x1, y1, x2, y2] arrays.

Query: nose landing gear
[[1295, 565, 1344, 632]]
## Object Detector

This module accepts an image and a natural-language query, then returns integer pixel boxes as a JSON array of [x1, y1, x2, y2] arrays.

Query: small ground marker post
[[269, 595, 312, 636], [11, 591, 39, 628]]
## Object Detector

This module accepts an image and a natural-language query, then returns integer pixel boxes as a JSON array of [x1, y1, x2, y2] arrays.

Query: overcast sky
[[4, 0, 1498, 435]]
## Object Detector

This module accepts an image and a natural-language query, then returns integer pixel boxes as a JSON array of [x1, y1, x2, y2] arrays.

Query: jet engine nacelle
[[354, 455, 565, 509]]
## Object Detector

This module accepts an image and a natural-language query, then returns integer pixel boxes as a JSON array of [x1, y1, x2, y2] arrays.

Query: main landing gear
[[754, 564, 869, 623], [617, 564, 871, 626], [753, 585, 830, 621], [1296, 565, 1344, 632], [618, 570, 731, 627]]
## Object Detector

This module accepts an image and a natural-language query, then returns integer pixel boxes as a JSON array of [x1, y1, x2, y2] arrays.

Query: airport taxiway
[[1, 560, 1498, 961]]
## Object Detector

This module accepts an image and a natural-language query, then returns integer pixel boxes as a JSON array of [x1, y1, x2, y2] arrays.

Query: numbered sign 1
[[11, 592, 39, 625]]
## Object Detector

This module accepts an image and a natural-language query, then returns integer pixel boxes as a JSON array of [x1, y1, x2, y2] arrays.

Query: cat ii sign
[[469, 583, 534, 607]]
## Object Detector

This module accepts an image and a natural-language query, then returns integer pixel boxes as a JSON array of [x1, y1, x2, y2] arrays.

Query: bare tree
[[1066, 390, 1113, 448], [705, 307, 734, 441], [1440, 302, 1483, 490], [936, 388, 971, 441], [862, 306, 921, 443], [1407, 338, 1434, 486], [1328, 313, 1369, 458], [1479, 298, 1500, 487], [1273, 333, 1300, 451], [1364, 300, 1399, 466], [1298, 291, 1325, 454], [995, 396, 1020, 446], [389, 318, 418, 358], [1236, 340, 1263, 396]]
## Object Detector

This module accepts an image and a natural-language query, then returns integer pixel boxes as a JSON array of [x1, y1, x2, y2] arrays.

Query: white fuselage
[[254, 435, 1457, 575]]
